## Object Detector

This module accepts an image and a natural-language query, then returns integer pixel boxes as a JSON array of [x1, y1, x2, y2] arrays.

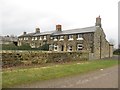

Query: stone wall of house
[[93, 27, 113, 59], [1, 51, 89, 68]]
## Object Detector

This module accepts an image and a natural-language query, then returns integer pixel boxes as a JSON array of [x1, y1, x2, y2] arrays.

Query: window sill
[[68, 39, 74, 41], [77, 38, 83, 40], [59, 39, 64, 41], [54, 39, 58, 41]]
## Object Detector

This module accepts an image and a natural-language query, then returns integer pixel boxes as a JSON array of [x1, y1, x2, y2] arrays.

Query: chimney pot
[[36, 27, 40, 33], [23, 32, 26, 35], [56, 24, 62, 31]]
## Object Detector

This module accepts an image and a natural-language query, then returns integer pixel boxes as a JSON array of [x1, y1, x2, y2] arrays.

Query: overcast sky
[[1, 0, 119, 48]]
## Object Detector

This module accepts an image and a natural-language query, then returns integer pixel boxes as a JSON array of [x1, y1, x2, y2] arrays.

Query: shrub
[[39, 44, 49, 51], [113, 49, 120, 55], [18, 43, 31, 50], [2, 44, 18, 50]]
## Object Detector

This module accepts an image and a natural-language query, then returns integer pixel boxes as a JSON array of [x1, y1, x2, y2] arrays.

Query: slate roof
[[18, 33, 35, 38], [19, 26, 98, 37], [33, 31, 55, 36], [52, 26, 97, 35]]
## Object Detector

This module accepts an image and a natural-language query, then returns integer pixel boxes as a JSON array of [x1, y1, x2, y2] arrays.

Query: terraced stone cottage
[[18, 16, 113, 59]]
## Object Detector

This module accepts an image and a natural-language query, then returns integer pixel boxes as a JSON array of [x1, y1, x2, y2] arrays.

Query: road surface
[[15, 65, 118, 88]]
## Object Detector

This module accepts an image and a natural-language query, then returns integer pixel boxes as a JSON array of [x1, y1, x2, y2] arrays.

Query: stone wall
[[93, 27, 112, 59], [1, 50, 89, 68]]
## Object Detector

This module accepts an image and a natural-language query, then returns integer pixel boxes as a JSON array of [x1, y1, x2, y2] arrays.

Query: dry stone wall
[[2, 50, 89, 68]]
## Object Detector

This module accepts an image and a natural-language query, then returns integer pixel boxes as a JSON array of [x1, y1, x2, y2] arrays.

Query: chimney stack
[[56, 24, 62, 31], [95, 15, 102, 27], [35, 27, 40, 33], [23, 31, 26, 35]]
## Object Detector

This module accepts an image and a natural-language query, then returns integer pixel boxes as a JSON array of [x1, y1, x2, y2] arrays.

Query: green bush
[[113, 49, 120, 55], [2, 44, 18, 50], [39, 44, 49, 51], [18, 43, 31, 50]]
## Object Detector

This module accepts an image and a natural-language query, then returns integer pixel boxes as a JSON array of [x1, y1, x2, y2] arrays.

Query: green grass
[[2, 60, 118, 88]]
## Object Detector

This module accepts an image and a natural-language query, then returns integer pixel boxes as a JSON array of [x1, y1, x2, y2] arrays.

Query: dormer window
[[43, 36, 46, 40], [68, 35, 73, 40], [77, 34, 83, 40], [59, 36, 64, 41]]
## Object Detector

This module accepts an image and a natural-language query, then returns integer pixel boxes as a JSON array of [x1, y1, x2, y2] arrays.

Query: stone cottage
[[0, 35, 18, 45], [18, 16, 113, 59]]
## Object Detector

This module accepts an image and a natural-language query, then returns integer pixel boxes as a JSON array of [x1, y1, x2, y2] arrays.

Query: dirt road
[[15, 65, 118, 88]]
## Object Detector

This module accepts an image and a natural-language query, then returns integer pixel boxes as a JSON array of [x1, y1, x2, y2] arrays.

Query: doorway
[[61, 45, 64, 51]]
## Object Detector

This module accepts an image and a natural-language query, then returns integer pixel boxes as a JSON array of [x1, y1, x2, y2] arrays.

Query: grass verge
[[2, 60, 118, 88]]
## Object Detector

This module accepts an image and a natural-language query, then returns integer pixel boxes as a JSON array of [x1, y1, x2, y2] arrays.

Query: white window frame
[[31, 43, 35, 48], [35, 37, 37, 40], [32, 37, 34, 41], [59, 36, 64, 41], [68, 35, 73, 40], [54, 36, 58, 41], [54, 45, 58, 51], [26, 37, 28, 40], [77, 34, 83, 40], [77, 44, 83, 51], [43, 36, 47, 40], [39, 36, 42, 40], [24, 37, 28, 40], [19, 38, 22, 41], [68, 46, 72, 51], [50, 36, 53, 40]]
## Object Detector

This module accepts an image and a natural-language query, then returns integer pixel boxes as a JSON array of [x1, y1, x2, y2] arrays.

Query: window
[[68, 46, 72, 51], [59, 36, 64, 41], [54, 36, 58, 41], [19, 38, 22, 40], [54, 45, 58, 51], [35, 37, 37, 40], [77, 44, 83, 51], [43, 36, 46, 40], [50, 36, 53, 40], [31, 42, 35, 48], [32, 37, 34, 41], [39, 36, 42, 40], [78, 34, 82, 38], [77, 34, 83, 40], [24, 37, 28, 40], [49, 44, 54, 51], [68, 35, 73, 40], [26, 37, 28, 40]]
